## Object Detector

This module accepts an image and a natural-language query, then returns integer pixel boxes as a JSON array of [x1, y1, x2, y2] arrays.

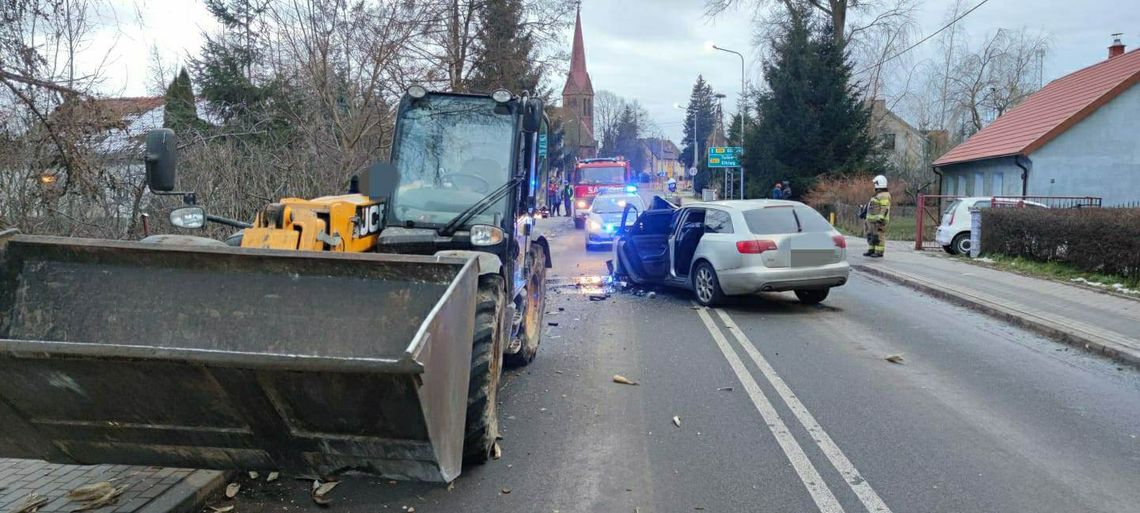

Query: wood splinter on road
[[613, 375, 639, 385], [885, 354, 905, 364]]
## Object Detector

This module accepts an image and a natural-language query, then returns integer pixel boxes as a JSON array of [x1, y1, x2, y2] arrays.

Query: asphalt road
[[220, 215, 1140, 513]]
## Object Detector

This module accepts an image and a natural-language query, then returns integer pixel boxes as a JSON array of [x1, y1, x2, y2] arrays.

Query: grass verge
[[966, 254, 1139, 296]]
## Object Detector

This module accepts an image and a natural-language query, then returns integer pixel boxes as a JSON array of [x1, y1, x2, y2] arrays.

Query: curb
[[852, 263, 1140, 369], [139, 470, 233, 513]]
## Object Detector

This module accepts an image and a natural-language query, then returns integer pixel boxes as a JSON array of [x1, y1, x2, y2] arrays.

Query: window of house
[[992, 173, 1004, 196], [880, 133, 896, 150], [974, 173, 984, 196], [957, 175, 966, 196]]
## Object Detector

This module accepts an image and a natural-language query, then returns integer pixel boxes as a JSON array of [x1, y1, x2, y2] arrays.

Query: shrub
[[981, 208, 1140, 282]]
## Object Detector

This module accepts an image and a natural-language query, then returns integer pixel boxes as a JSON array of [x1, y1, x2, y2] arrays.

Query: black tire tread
[[463, 275, 505, 464]]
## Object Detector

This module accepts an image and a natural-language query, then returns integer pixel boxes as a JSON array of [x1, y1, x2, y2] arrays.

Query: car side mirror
[[145, 129, 177, 192], [170, 206, 205, 229]]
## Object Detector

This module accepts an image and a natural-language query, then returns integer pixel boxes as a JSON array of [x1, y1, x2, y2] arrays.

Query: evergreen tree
[[468, 0, 544, 97], [745, 7, 877, 198], [612, 105, 643, 171], [680, 75, 718, 191], [163, 68, 199, 131], [190, 0, 274, 123]]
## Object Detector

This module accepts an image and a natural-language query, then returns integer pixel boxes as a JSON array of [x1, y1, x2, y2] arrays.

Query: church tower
[[561, 5, 597, 159]]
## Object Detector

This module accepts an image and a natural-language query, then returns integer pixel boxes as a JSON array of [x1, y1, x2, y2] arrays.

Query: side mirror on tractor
[[145, 129, 178, 192], [523, 99, 543, 133]]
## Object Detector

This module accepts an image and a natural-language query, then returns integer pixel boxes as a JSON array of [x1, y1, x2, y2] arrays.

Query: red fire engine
[[571, 157, 634, 229]]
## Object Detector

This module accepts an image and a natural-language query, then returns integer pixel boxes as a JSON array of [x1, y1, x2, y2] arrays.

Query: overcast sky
[[89, 0, 1140, 144]]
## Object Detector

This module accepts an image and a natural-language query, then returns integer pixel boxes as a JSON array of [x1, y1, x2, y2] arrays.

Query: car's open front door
[[614, 202, 675, 283]]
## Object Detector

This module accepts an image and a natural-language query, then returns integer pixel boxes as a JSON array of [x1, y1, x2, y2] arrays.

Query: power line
[[855, 0, 990, 75]]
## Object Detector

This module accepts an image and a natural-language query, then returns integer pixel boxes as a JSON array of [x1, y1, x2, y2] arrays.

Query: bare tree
[[946, 28, 1049, 134], [707, 0, 913, 48]]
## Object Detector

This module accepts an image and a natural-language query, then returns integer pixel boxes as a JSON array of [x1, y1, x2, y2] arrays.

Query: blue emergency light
[[625, 185, 638, 193], [604, 223, 616, 232]]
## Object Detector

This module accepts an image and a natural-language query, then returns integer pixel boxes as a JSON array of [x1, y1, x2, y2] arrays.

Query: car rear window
[[793, 207, 833, 232], [743, 207, 799, 235], [943, 200, 961, 217]]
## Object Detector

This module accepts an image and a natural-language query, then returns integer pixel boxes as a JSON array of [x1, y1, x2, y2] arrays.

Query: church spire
[[563, 3, 593, 95]]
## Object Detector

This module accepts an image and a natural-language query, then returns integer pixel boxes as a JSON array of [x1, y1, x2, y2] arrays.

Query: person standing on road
[[547, 180, 560, 216], [781, 180, 793, 200], [562, 181, 574, 217], [770, 182, 784, 199], [863, 175, 891, 258]]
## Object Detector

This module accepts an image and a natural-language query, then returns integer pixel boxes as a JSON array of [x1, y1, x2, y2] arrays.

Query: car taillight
[[737, 239, 778, 254], [832, 235, 846, 248], [947, 211, 956, 225]]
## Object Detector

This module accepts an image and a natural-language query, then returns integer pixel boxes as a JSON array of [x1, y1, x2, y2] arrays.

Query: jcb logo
[[357, 204, 383, 237]]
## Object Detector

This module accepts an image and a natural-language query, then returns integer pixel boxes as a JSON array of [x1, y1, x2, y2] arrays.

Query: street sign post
[[707, 146, 742, 168]]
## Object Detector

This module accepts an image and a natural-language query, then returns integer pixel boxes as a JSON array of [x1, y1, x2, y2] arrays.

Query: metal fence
[[913, 194, 1103, 250]]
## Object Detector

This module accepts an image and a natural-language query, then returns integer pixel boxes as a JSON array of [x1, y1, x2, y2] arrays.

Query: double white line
[[695, 306, 892, 513]]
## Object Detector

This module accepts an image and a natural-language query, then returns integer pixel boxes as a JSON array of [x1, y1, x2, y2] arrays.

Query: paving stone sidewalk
[[0, 459, 225, 513]]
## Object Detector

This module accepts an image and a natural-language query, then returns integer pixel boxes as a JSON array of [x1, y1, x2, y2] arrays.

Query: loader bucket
[[0, 235, 478, 482]]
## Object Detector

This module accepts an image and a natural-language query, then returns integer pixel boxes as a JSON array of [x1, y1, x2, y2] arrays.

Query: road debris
[[647, 291, 656, 298], [501, 487, 512, 494], [588, 294, 609, 301], [447, 482, 455, 492], [266, 471, 280, 482], [548, 322, 559, 326], [492, 441, 502, 460], [885, 354, 905, 364], [225, 483, 241, 499], [312, 480, 340, 506], [11, 493, 48, 513], [70, 484, 127, 511], [248, 471, 260, 479], [672, 416, 681, 427], [612, 375, 639, 385], [208, 506, 235, 513], [717, 387, 734, 392], [67, 482, 115, 502]]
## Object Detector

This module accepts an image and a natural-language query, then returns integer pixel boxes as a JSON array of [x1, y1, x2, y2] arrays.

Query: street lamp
[[709, 42, 747, 200], [673, 103, 696, 182]]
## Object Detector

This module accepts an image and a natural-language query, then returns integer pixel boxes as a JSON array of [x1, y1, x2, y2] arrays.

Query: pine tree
[[746, 7, 878, 198], [468, 0, 544, 97], [680, 75, 718, 192], [190, 0, 273, 123], [163, 68, 199, 131]]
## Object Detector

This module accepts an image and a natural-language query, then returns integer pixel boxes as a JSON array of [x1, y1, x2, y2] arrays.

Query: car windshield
[[579, 166, 625, 184], [388, 95, 514, 226], [592, 195, 643, 214]]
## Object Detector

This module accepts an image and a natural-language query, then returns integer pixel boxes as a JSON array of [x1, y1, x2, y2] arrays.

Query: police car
[[584, 192, 645, 250]]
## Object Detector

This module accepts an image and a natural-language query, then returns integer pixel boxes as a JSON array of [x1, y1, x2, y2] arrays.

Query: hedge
[[980, 208, 1140, 280]]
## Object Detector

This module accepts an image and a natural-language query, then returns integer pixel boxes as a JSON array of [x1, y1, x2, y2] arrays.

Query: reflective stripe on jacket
[[866, 191, 891, 223]]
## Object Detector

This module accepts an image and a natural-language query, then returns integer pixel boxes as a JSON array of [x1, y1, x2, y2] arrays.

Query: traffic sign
[[687, 167, 698, 177], [707, 146, 742, 168]]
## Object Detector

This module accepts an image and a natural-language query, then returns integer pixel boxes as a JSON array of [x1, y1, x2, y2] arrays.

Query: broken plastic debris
[[501, 487, 512, 494], [12, 493, 48, 513], [312, 480, 339, 505], [672, 416, 681, 427], [885, 354, 905, 364], [208, 506, 235, 513], [225, 483, 241, 499], [492, 441, 502, 460], [248, 471, 260, 479], [267, 471, 280, 482], [612, 375, 639, 385]]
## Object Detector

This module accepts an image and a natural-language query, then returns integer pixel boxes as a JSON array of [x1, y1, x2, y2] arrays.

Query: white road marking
[[715, 308, 894, 513], [695, 306, 845, 513]]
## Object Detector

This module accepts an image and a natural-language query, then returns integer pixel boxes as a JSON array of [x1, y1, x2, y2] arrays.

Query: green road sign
[[707, 146, 742, 168]]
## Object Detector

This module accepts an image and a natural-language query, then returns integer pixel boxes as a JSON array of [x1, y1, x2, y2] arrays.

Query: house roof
[[642, 138, 679, 160], [934, 47, 1140, 167]]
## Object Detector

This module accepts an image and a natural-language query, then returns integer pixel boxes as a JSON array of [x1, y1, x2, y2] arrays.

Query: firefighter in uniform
[[864, 175, 891, 258]]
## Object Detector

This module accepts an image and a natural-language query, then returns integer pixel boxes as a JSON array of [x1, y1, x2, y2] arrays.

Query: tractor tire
[[463, 274, 506, 464], [505, 243, 547, 367]]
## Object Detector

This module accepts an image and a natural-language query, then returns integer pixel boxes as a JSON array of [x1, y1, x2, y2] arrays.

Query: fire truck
[[571, 157, 634, 229]]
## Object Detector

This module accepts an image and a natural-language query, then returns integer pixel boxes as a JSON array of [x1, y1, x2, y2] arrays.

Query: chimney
[[1109, 33, 1125, 59]]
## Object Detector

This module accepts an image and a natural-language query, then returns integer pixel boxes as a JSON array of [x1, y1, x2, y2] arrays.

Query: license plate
[[790, 250, 835, 267]]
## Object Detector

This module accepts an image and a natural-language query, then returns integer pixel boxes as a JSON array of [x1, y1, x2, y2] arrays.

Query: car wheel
[[942, 244, 955, 255], [692, 262, 725, 307], [794, 288, 829, 305], [951, 232, 971, 255]]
